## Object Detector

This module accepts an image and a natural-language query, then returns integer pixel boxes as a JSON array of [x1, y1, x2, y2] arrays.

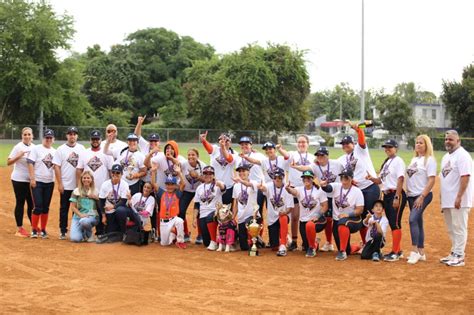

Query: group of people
[[8, 119, 473, 267]]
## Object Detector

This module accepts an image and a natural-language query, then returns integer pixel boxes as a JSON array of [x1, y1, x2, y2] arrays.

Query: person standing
[[8, 127, 35, 237], [53, 127, 85, 240], [439, 130, 473, 267], [101, 124, 127, 157]]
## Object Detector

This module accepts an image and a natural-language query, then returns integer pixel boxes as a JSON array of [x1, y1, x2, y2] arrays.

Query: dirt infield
[[0, 166, 473, 314]]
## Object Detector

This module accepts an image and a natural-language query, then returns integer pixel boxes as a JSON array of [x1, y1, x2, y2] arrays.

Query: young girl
[[69, 171, 99, 243], [286, 170, 328, 258], [8, 127, 35, 237], [367, 139, 407, 262], [128, 182, 156, 245], [406, 135, 436, 264], [27, 129, 56, 239], [361, 200, 389, 262]]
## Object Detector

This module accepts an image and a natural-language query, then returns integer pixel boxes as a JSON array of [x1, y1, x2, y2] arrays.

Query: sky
[[50, 0, 474, 96]]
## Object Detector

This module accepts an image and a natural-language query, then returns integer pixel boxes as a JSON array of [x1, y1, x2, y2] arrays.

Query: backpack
[[123, 210, 146, 246]]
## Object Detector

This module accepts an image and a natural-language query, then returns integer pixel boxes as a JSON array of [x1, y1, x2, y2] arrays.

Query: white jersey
[[138, 137, 161, 183], [101, 139, 127, 159], [311, 159, 343, 198], [99, 179, 130, 214], [130, 192, 155, 217], [364, 215, 389, 242], [330, 183, 365, 221], [114, 149, 146, 186], [263, 182, 294, 225], [151, 154, 187, 190], [406, 156, 437, 197], [208, 145, 237, 189], [287, 151, 312, 187], [379, 156, 406, 191], [27, 145, 56, 183], [233, 181, 259, 223], [181, 160, 207, 192], [236, 152, 265, 182], [9, 142, 35, 182], [440, 147, 473, 208], [337, 145, 376, 190], [194, 182, 224, 218], [52, 143, 85, 190], [260, 156, 289, 183], [77, 148, 113, 190], [295, 186, 328, 222]]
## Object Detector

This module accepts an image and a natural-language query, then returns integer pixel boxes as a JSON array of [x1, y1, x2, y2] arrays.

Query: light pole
[[360, 0, 365, 122]]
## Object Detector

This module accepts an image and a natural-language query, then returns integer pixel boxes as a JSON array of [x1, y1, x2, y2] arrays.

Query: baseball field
[[0, 142, 473, 313]]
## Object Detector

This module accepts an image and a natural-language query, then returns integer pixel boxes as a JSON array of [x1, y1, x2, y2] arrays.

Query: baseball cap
[[301, 170, 315, 178], [315, 146, 329, 156], [67, 126, 78, 134], [202, 166, 215, 174], [165, 175, 178, 185], [262, 141, 276, 150], [273, 168, 285, 178], [111, 164, 123, 173], [238, 136, 253, 144], [338, 168, 354, 178], [337, 136, 354, 145], [90, 130, 101, 139], [147, 133, 160, 141], [381, 139, 398, 148], [127, 133, 139, 141], [44, 129, 55, 138], [236, 164, 251, 172]]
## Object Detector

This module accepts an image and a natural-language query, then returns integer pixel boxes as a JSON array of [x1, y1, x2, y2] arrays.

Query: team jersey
[[235, 152, 266, 182], [329, 183, 365, 221], [406, 156, 437, 197], [99, 179, 130, 214], [114, 149, 146, 186], [337, 145, 377, 190], [150, 154, 187, 190], [440, 147, 473, 208], [194, 182, 225, 218], [364, 215, 389, 242], [69, 187, 99, 218], [138, 136, 161, 183], [287, 151, 312, 187], [101, 139, 127, 159], [181, 160, 207, 192], [9, 141, 35, 182], [77, 148, 113, 190], [208, 144, 237, 189], [260, 156, 289, 183], [379, 156, 406, 191], [156, 188, 183, 219], [263, 182, 294, 225], [295, 186, 328, 222], [130, 192, 155, 217], [310, 159, 343, 198], [52, 143, 86, 190], [27, 145, 56, 183], [232, 180, 259, 223]]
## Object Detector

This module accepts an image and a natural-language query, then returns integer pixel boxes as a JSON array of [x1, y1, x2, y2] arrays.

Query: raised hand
[[137, 115, 146, 124], [199, 130, 208, 142]]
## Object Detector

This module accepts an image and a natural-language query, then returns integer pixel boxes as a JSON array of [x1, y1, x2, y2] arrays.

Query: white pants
[[443, 207, 470, 256], [160, 217, 184, 246]]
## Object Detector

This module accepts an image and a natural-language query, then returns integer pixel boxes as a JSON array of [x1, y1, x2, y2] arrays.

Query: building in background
[[412, 103, 451, 130]]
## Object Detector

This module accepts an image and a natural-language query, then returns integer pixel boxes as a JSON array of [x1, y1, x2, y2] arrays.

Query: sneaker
[[372, 252, 380, 262], [440, 252, 455, 264], [176, 242, 187, 249], [384, 252, 400, 262], [288, 240, 298, 251], [398, 251, 404, 259], [40, 230, 49, 239], [407, 251, 422, 265], [31, 230, 38, 239], [195, 235, 203, 245], [207, 240, 218, 251], [15, 227, 29, 238], [184, 234, 191, 243], [305, 247, 316, 258], [446, 254, 465, 267], [87, 235, 96, 243], [419, 253, 427, 261], [59, 233, 67, 240], [336, 251, 347, 261], [320, 242, 335, 252], [276, 245, 287, 257]]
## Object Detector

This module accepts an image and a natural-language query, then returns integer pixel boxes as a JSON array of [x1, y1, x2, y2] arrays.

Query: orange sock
[[338, 225, 350, 252], [40, 214, 48, 231], [325, 217, 333, 243], [392, 229, 402, 253], [183, 219, 189, 235], [207, 221, 218, 242], [279, 216, 288, 246], [305, 221, 316, 249], [350, 243, 361, 254], [31, 214, 40, 231], [360, 226, 368, 244]]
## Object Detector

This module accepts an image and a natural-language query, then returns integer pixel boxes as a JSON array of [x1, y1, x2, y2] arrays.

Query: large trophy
[[247, 204, 262, 257]]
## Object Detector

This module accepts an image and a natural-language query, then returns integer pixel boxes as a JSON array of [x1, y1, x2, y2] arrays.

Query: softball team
[[7, 126, 473, 267]]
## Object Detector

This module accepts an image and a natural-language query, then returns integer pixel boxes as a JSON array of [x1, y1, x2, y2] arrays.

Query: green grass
[[3, 141, 470, 171]]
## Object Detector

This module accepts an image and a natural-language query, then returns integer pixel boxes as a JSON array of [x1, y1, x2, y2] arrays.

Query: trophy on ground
[[247, 204, 262, 257]]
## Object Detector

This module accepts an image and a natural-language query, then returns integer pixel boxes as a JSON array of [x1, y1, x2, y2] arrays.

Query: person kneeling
[[361, 200, 389, 262]]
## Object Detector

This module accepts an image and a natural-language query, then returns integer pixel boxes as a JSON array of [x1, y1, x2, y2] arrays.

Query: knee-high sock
[[338, 225, 350, 252], [207, 221, 218, 242], [40, 214, 48, 231], [392, 229, 402, 253], [325, 217, 333, 243], [31, 214, 40, 231], [279, 216, 289, 246], [360, 226, 368, 244], [306, 221, 317, 249]]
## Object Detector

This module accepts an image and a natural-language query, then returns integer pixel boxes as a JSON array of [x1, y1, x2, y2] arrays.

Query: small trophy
[[247, 204, 262, 257]]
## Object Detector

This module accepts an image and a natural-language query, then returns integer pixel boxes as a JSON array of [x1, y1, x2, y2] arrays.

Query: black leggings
[[361, 233, 385, 259], [383, 190, 407, 230], [31, 182, 54, 215], [179, 191, 195, 221], [332, 216, 363, 254], [59, 190, 73, 234], [11, 180, 33, 227]]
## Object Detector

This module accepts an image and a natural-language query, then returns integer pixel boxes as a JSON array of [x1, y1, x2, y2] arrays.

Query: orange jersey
[[159, 192, 180, 219]]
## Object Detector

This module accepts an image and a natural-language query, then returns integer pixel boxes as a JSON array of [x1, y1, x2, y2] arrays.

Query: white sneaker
[[440, 252, 455, 264], [446, 254, 465, 267], [207, 240, 218, 251], [419, 253, 427, 261], [407, 251, 422, 265], [320, 242, 335, 252]]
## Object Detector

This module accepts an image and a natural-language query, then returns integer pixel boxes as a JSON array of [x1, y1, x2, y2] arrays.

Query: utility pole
[[360, 0, 365, 122]]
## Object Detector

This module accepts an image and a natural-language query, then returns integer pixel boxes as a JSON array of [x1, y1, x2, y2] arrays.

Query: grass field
[[1, 141, 470, 170]]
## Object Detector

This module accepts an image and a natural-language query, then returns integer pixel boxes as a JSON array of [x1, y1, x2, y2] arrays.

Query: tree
[[376, 94, 415, 134], [394, 82, 437, 104], [0, 0, 89, 125], [184, 44, 310, 131], [442, 64, 474, 134]]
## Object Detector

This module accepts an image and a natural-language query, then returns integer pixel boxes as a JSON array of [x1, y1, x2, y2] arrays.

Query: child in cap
[[361, 200, 389, 262]]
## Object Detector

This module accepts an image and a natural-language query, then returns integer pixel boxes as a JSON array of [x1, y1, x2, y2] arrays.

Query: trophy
[[247, 204, 262, 257]]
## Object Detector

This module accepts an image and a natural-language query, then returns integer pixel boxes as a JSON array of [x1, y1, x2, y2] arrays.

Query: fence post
[[167, 129, 170, 142]]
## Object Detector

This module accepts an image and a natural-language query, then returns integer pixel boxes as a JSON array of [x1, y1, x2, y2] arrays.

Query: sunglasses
[[107, 130, 116, 134], [203, 172, 214, 175], [111, 171, 121, 175]]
